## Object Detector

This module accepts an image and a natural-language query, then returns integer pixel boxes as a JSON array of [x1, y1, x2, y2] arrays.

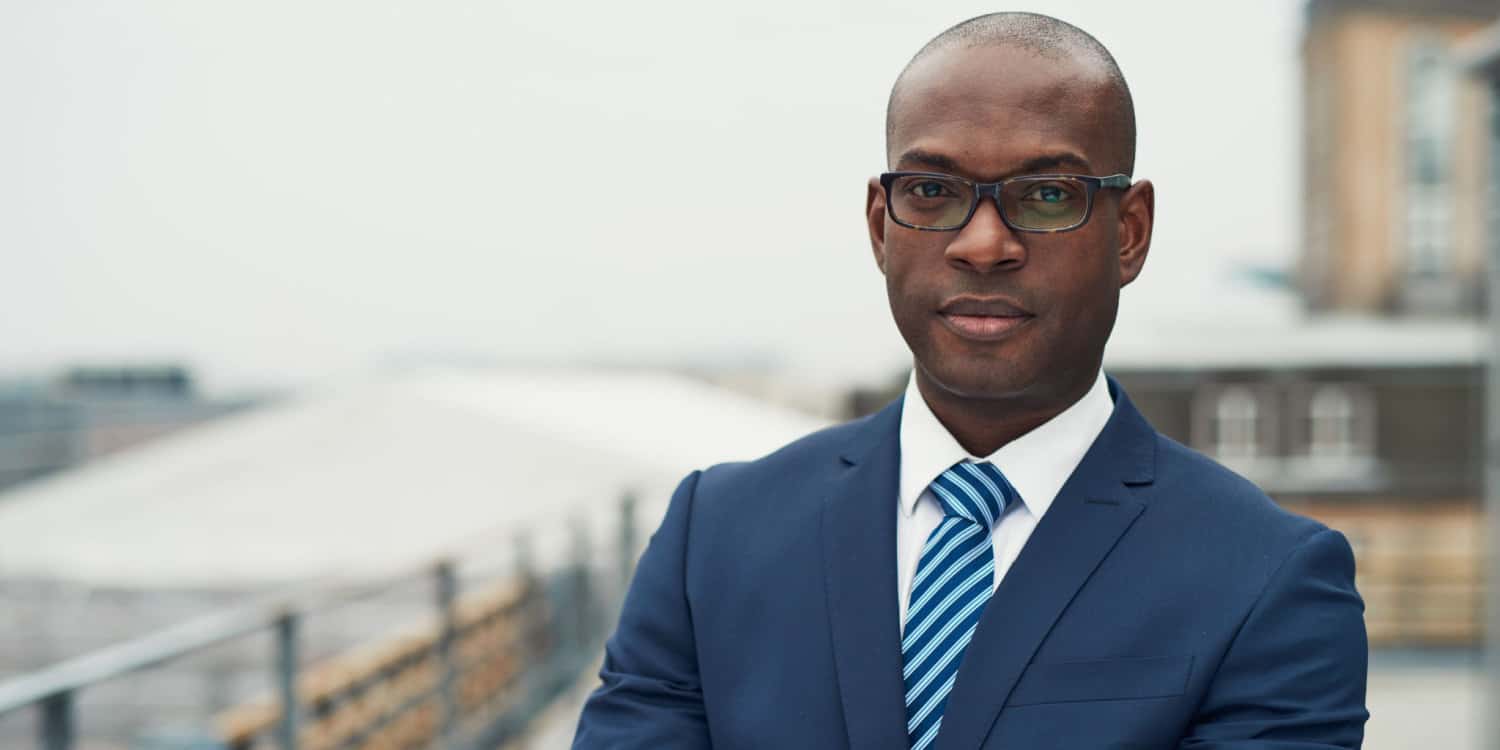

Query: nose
[[944, 195, 1027, 274]]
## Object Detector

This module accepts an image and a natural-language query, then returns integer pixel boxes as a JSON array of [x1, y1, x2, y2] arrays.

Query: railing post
[[40, 691, 73, 750], [510, 529, 544, 696], [618, 491, 638, 595], [434, 560, 461, 748], [569, 519, 594, 651], [513, 530, 535, 587], [274, 612, 301, 750]]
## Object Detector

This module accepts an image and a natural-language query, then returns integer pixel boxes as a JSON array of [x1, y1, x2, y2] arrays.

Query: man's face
[[867, 44, 1152, 408]]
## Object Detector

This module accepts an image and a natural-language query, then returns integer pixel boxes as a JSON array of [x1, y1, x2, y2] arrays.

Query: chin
[[919, 355, 1037, 402]]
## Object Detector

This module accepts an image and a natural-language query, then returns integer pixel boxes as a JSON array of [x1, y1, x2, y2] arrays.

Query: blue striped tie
[[902, 460, 1016, 750]]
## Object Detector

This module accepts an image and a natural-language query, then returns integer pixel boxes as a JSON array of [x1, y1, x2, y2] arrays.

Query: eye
[[907, 180, 957, 199], [1023, 183, 1076, 203]]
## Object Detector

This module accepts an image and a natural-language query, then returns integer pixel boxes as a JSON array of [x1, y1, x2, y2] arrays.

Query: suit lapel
[[823, 397, 910, 750], [934, 376, 1157, 750]]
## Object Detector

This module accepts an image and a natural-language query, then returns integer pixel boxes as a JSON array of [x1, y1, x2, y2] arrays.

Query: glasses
[[879, 171, 1131, 232]]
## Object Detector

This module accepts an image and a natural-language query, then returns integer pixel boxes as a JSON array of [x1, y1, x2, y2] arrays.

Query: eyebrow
[[895, 148, 1095, 179]]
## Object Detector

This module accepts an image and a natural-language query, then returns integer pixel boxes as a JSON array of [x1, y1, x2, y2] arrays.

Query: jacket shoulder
[[661, 406, 891, 557], [1149, 431, 1329, 543], [693, 405, 884, 496]]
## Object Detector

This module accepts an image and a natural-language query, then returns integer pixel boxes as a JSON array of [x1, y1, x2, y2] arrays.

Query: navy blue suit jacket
[[573, 376, 1369, 749]]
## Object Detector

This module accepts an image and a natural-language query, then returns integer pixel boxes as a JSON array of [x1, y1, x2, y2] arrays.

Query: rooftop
[[1105, 315, 1487, 371], [0, 368, 830, 589]]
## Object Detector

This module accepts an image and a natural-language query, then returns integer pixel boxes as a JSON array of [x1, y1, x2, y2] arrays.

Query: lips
[[937, 296, 1034, 342], [939, 296, 1032, 317]]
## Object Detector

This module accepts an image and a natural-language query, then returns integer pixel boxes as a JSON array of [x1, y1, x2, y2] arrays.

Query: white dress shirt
[[896, 367, 1116, 631]]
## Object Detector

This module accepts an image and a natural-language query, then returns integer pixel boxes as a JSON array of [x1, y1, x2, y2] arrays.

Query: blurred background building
[[1301, 0, 1496, 317], [0, 365, 255, 493]]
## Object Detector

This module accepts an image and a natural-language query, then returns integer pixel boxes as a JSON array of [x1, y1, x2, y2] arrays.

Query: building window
[[1214, 386, 1262, 460], [1309, 385, 1355, 458], [1304, 383, 1374, 461], [1403, 35, 1456, 278]]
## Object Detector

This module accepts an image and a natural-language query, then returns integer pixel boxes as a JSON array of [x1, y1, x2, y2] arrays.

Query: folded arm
[[1179, 527, 1370, 749], [572, 471, 713, 750]]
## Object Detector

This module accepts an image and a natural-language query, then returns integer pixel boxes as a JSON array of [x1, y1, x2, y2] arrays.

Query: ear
[[866, 176, 889, 274], [1116, 179, 1154, 288]]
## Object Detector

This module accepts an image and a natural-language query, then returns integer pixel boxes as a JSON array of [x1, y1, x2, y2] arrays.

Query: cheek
[[881, 240, 941, 297], [1050, 256, 1122, 343], [881, 247, 947, 349], [1051, 224, 1121, 286]]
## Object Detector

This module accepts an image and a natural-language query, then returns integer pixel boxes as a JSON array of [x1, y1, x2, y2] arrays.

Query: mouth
[[937, 296, 1034, 342]]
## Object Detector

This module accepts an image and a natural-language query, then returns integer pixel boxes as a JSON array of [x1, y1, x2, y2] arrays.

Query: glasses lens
[[888, 174, 974, 229], [1001, 177, 1089, 230]]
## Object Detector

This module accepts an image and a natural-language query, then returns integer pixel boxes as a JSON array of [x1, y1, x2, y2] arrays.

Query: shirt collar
[[897, 368, 1115, 520]]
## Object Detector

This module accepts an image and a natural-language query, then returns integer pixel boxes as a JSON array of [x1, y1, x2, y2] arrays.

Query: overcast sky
[[1, 1, 1307, 393]]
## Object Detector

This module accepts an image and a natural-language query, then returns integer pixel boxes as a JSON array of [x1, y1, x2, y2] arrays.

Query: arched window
[[1303, 383, 1374, 463], [1309, 385, 1356, 459], [1214, 386, 1260, 460]]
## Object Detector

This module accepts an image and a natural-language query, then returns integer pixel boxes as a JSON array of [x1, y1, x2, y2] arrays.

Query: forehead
[[888, 44, 1115, 176]]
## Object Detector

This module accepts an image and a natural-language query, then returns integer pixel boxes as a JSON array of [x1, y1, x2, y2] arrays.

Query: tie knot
[[929, 461, 1015, 528]]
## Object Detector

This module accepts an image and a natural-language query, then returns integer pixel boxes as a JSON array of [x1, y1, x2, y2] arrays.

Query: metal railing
[[0, 493, 639, 750]]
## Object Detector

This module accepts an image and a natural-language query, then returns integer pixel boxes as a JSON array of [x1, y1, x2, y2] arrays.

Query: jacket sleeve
[[1178, 527, 1370, 749], [572, 470, 712, 749]]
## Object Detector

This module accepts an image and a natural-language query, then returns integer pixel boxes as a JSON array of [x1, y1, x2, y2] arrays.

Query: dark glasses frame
[[878, 171, 1133, 233]]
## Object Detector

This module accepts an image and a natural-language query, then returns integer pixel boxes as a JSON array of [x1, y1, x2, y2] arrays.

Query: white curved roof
[[0, 368, 830, 588], [1098, 266, 1489, 370], [1107, 310, 1488, 370]]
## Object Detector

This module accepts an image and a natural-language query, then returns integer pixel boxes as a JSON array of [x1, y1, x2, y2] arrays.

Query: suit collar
[[1093, 373, 1156, 485], [826, 374, 1158, 750], [824, 396, 909, 748]]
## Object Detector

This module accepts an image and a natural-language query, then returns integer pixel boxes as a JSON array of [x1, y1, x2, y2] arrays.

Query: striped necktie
[[902, 460, 1016, 750]]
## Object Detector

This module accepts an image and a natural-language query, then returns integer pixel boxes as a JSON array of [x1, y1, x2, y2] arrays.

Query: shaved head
[[885, 12, 1137, 175]]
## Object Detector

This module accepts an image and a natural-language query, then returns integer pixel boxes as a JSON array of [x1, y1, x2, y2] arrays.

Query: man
[[573, 12, 1368, 750]]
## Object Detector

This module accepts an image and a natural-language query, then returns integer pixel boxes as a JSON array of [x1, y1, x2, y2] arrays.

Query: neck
[[914, 368, 1097, 457]]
